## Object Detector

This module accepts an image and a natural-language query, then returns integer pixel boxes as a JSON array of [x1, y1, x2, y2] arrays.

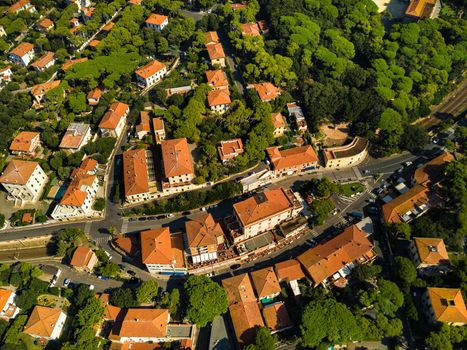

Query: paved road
[[218, 28, 245, 95]]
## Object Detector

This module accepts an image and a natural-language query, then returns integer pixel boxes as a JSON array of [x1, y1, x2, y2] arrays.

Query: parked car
[[63, 278, 71, 287], [98, 276, 109, 280], [230, 264, 241, 270], [182, 211, 191, 216]]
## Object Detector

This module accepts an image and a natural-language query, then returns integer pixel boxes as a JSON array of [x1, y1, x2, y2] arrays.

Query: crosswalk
[[94, 236, 111, 246], [121, 220, 128, 234], [84, 221, 92, 234]]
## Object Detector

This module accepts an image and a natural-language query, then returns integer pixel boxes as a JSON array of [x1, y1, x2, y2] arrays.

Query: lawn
[[37, 294, 70, 310], [338, 182, 365, 196], [17, 333, 44, 350]]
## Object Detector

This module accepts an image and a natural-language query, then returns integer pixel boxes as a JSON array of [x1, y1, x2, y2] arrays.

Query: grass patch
[[17, 333, 44, 350], [338, 182, 364, 196]]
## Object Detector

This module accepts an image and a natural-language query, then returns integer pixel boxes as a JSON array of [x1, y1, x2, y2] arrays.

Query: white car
[[63, 278, 71, 287]]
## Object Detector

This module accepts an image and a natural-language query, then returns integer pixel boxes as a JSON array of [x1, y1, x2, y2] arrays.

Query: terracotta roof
[[414, 152, 454, 186], [222, 273, 256, 305], [70, 246, 95, 268], [153, 117, 164, 131], [218, 139, 244, 161], [253, 82, 280, 101], [206, 70, 228, 89], [9, 0, 30, 13], [161, 138, 194, 178], [406, 0, 437, 18], [427, 288, 467, 324], [136, 111, 151, 134], [102, 22, 115, 31], [298, 224, 374, 286], [38, 18, 54, 29], [82, 7, 94, 18], [98, 293, 121, 321], [271, 113, 286, 129], [89, 39, 100, 48], [185, 213, 224, 248], [382, 184, 430, 223], [250, 267, 281, 299], [9, 131, 39, 153], [23, 306, 64, 338], [59, 161, 97, 207], [62, 58, 88, 71], [0, 160, 39, 185], [140, 228, 185, 269], [206, 43, 225, 60], [98, 102, 129, 130], [262, 302, 292, 332], [123, 149, 149, 197], [233, 188, 296, 227], [146, 14, 168, 26], [266, 145, 318, 171], [274, 259, 305, 282], [80, 158, 97, 173], [128, 0, 143, 4], [10, 42, 34, 58], [230, 3, 247, 10], [135, 60, 166, 79], [0, 66, 12, 75], [31, 51, 55, 69], [87, 87, 102, 102], [414, 237, 449, 266], [31, 80, 61, 96], [114, 308, 168, 338], [208, 89, 231, 107], [205, 31, 219, 45], [229, 302, 264, 346], [0, 289, 14, 311], [241, 22, 261, 36], [59, 123, 90, 149]]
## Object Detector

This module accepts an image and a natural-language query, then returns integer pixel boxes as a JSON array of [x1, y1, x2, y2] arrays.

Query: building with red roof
[[135, 60, 167, 88], [145, 14, 169, 31], [98, 102, 129, 138], [266, 145, 318, 177]]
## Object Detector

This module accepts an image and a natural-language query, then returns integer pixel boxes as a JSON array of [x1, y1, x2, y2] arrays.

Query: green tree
[[393, 256, 417, 285], [136, 280, 159, 304], [110, 288, 137, 308], [92, 198, 106, 211], [245, 327, 276, 350], [68, 92, 87, 113], [185, 275, 228, 326], [359, 279, 404, 317]]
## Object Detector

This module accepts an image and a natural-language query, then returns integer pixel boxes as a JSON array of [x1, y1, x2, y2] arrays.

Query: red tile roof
[[266, 145, 318, 171], [253, 82, 280, 101], [229, 302, 264, 346], [241, 23, 261, 36], [382, 184, 430, 223], [0, 160, 39, 185], [218, 139, 244, 161], [207, 89, 231, 107], [60, 160, 97, 207], [206, 43, 225, 60], [146, 14, 168, 26], [98, 102, 129, 130], [413, 152, 454, 186], [205, 31, 219, 45], [161, 138, 194, 178], [250, 267, 281, 299], [62, 58, 88, 71], [427, 287, 467, 324], [185, 213, 224, 248], [31, 51, 55, 69], [31, 80, 61, 96], [38, 18, 54, 30], [271, 113, 286, 129], [10, 42, 34, 58], [9, 131, 39, 153], [9, 0, 31, 13], [274, 259, 305, 282], [262, 302, 292, 332], [206, 70, 228, 89], [414, 237, 449, 266], [23, 306, 63, 338], [70, 246, 95, 269], [135, 60, 166, 79], [222, 273, 256, 305], [114, 308, 168, 338], [123, 149, 149, 197]]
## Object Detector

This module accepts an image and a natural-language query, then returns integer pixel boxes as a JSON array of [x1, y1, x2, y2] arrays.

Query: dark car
[[127, 270, 136, 276], [156, 215, 166, 220], [138, 217, 147, 221], [182, 211, 191, 216], [230, 264, 241, 270]]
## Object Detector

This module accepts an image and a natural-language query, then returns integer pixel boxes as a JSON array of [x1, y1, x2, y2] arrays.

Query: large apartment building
[[422, 287, 466, 326], [9, 131, 41, 157], [51, 159, 99, 220], [59, 123, 92, 152], [322, 137, 368, 169], [161, 138, 194, 188], [266, 145, 318, 177], [0, 160, 47, 204], [231, 187, 303, 243], [184, 213, 225, 264], [123, 149, 157, 204]]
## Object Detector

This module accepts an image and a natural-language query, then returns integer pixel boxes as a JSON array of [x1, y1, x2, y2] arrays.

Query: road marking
[[121, 220, 128, 234], [84, 221, 92, 234]]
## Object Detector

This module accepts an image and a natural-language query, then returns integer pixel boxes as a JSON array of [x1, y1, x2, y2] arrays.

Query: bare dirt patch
[[319, 123, 350, 147]]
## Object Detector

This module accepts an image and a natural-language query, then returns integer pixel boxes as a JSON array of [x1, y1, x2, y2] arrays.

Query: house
[[136, 111, 151, 139], [266, 145, 318, 177], [406, 0, 441, 19], [252, 82, 280, 102], [207, 89, 231, 114], [410, 237, 450, 275], [0, 66, 13, 88], [70, 246, 98, 272], [413, 151, 454, 186], [287, 102, 308, 133], [81, 7, 95, 22], [222, 274, 256, 305], [206, 43, 226, 67], [0, 160, 48, 204], [423, 288, 466, 326], [51, 159, 99, 220], [31, 51, 56, 72], [145, 14, 169, 31], [89, 39, 100, 49], [99, 293, 122, 321], [87, 87, 102, 106], [241, 22, 261, 36], [135, 60, 167, 88], [62, 58, 88, 71], [230, 3, 248, 10], [8, 0, 36, 14], [161, 138, 194, 187], [153, 117, 166, 144], [37, 18, 54, 31], [59, 123, 92, 152], [140, 228, 187, 275], [70, 18, 80, 28], [0, 289, 20, 320], [9, 42, 35, 66], [0, 26, 6, 37], [206, 70, 229, 90], [322, 137, 369, 169], [262, 302, 293, 334], [218, 139, 244, 164], [102, 21, 115, 32], [128, 0, 142, 5], [382, 184, 430, 223], [110, 308, 170, 343], [9, 131, 41, 157], [274, 259, 305, 296], [31, 80, 62, 106], [232, 187, 303, 242], [98, 102, 129, 138], [23, 306, 67, 340], [298, 224, 375, 288], [184, 213, 225, 264], [205, 31, 219, 45], [68, 0, 91, 8], [250, 267, 281, 302], [271, 113, 286, 138], [123, 149, 152, 204]]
